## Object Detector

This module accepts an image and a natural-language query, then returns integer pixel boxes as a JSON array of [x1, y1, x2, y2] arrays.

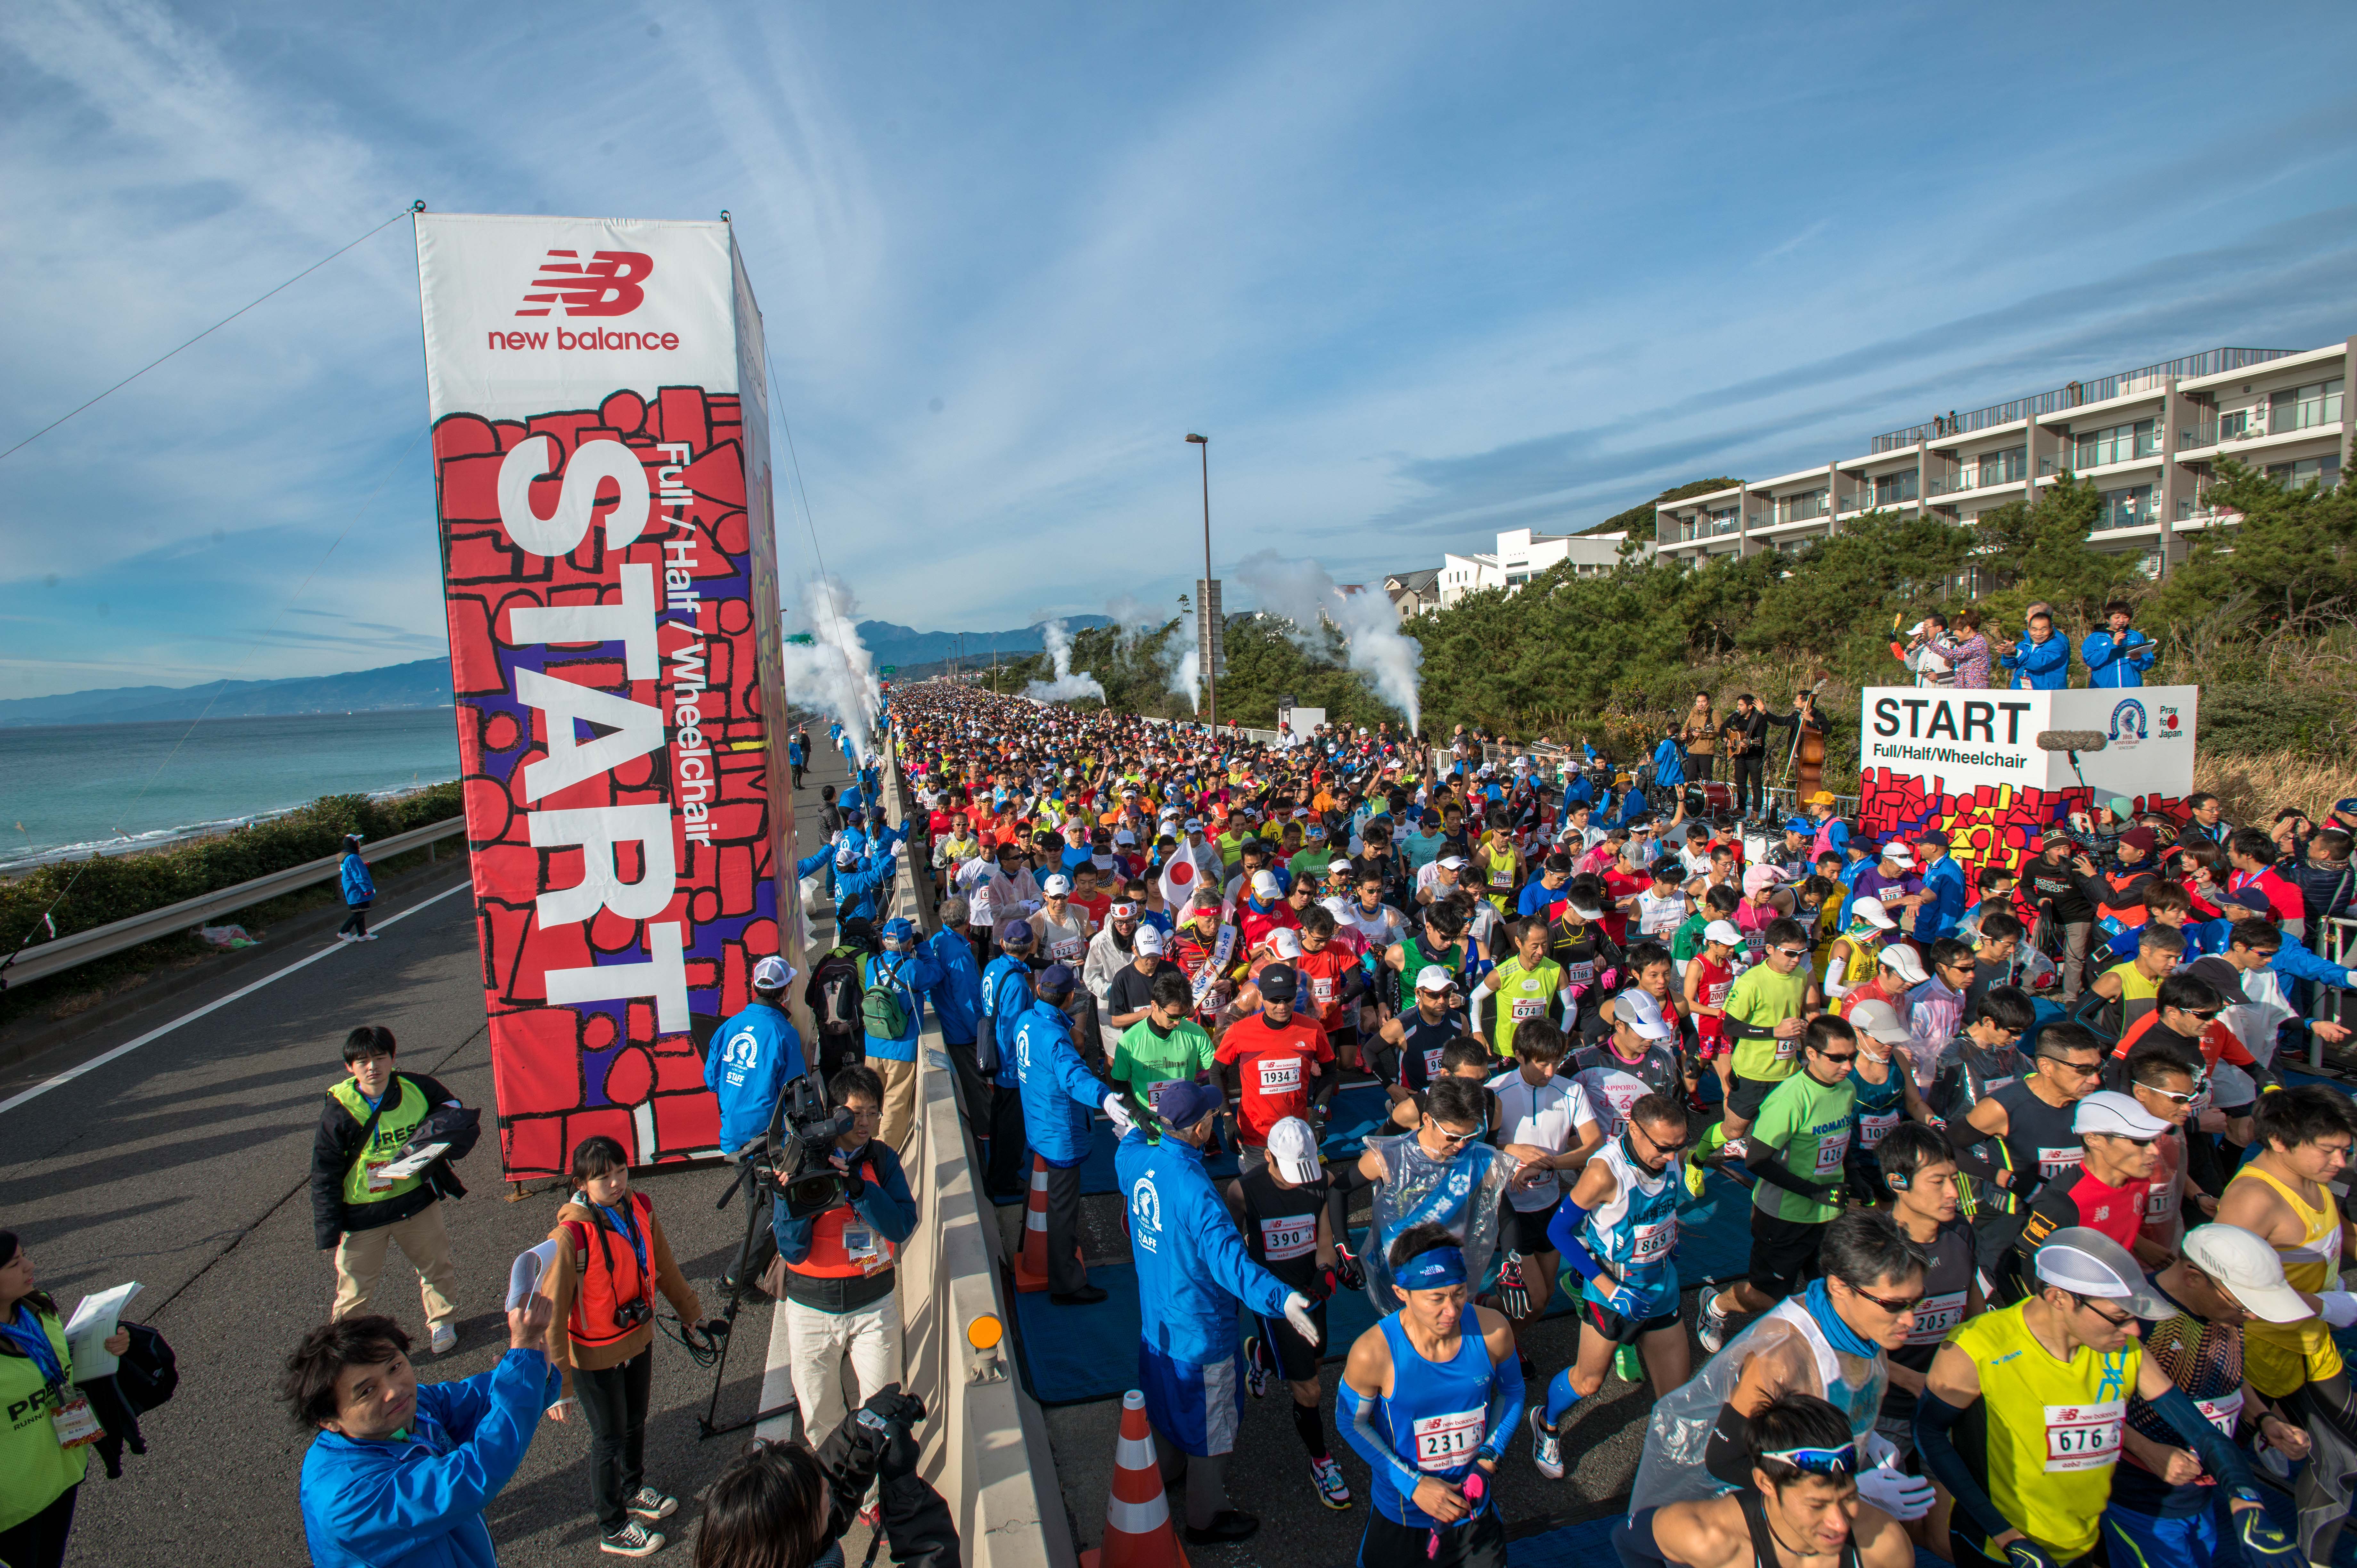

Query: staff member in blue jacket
[[861, 918, 940, 1152], [1908, 829, 1969, 947], [980, 922, 1038, 1198], [1015, 964, 1134, 1305], [1997, 607, 2072, 690], [2081, 601, 2156, 687], [705, 956, 805, 1156], [289, 1295, 558, 1568], [339, 834, 377, 942], [923, 897, 986, 1125], [833, 841, 893, 932], [1117, 1080, 1317, 1546]]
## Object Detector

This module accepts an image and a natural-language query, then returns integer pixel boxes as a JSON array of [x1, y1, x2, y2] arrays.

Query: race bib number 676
[[2043, 1401, 2124, 1471]]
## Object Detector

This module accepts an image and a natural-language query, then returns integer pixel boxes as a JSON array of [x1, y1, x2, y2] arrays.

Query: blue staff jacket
[[923, 927, 982, 1047], [859, 946, 942, 1063], [1014, 1000, 1104, 1167], [981, 955, 1034, 1082], [2000, 634, 2071, 690], [299, 1347, 559, 1568], [341, 852, 376, 906], [835, 854, 893, 926], [705, 1002, 805, 1151], [2081, 630, 2156, 688], [1117, 1129, 1291, 1367]]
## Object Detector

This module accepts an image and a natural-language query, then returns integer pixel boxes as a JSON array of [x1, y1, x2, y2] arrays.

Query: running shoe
[[1527, 1407, 1564, 1480], [1614, 1343, 1642, 1383], [429, 1323, 457, 1356], [627, 1487, 678, 1522], [1311, 1454, 1353, 1509], [1243, 1335, 1270, 1398], [1697, 1295, 1730, 1355], [600, 1522, 663, 1557]]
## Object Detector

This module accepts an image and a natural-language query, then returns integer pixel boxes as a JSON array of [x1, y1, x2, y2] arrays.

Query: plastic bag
[[1361, 1133, 1516, 1314]]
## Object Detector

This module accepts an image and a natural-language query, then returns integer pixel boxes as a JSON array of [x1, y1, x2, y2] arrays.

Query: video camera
[[815, 1385, 927, 1534], [768, 1074, 857, 1222]]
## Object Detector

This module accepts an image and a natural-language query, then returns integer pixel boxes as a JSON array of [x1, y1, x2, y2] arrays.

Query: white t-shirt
[[1486, 1070, 1592, 1211]]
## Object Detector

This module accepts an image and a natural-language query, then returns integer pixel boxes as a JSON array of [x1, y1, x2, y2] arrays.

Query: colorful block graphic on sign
[[416, 214, 799, 1178]]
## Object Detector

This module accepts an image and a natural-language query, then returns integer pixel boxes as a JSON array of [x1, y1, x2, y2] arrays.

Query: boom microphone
[[2034, 731, 2108, 754]]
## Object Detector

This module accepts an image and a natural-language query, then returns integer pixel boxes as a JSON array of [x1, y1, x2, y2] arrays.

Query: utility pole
[[1186, 433, 1216, 731]]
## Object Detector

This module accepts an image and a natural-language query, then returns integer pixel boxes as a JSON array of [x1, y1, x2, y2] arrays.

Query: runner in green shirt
[[1384, 905, 1468, 1022], [1690, 916, 1816, 1172], [1109, 979, 1218, 1133], [1468, 918, 1569, 1060], [1698, 1015, 1858, 1350]]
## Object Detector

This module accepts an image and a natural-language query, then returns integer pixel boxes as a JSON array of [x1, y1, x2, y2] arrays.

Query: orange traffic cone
[[1079, 1389, 1188, 1568], [1014, 1153, 1076, 1294]]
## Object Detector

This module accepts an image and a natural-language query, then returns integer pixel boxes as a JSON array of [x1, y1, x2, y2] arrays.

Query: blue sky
[[3, 1, 2355, 699]]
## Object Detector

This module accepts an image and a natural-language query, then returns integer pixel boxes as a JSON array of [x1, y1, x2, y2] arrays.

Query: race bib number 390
[[2043, 1401, 2125, 1471], [1412, 1408, 1484, 1472], [1258, 1216, 1315, 1260]]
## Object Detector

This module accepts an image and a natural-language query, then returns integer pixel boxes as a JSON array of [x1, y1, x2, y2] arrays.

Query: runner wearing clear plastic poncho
[[1354, 1078, 1548, 1316], [1627, 1211, 1934, 1527]]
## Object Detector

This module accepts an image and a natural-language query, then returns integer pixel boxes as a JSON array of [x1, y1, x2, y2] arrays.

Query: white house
[[1437, 527, 1646, 605]]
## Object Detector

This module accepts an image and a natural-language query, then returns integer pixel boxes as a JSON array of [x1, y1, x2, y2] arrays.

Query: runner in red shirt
[[1292, 906, 1365, 1070], [1215, 964, 1336, 1148], [2005, 1089, 2168, 1297]]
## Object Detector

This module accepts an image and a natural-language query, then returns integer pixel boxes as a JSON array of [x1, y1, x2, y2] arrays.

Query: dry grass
[[2192, 748, 2352, 823]]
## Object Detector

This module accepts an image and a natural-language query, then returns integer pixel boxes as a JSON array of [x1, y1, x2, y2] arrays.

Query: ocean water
[[0, 708, 461, 873]]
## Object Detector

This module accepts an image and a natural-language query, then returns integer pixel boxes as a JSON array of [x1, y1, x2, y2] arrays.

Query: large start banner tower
[[416, 212, 799, 1178]]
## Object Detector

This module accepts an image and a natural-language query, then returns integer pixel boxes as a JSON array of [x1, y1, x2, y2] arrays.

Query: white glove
[[1102, 1096, 1137, 1139], [1861, 1429, 1901, 1470], [1854, 1462, 1934, 1521], [1283, 1291, 1322, 1348], [2319, 1291, 2357, 1328]]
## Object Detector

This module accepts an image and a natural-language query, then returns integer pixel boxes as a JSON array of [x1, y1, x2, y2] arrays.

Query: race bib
[[1490, 865, 1514, 889], [1422, 1047, 1448, 1080], [1983, 1076, 2017, 1096], [1630, 1216, 1675, 1264], [1703, 980, 1731, 1008], [2145, 1181, 2181, 1223], [2035, 1146, 2084, 1180], [1313, 976, 1336, 1003], [1858, 1110, 1900, 1149], [1258, 1215, 1316, 1261], [2196, 1391, 2244, 1438], [1774, 1032, 1799, 1061], [1906, 1290, 1968, 1345], [1510, 998, 1544, 1020], [1811, 1127, 1853, 1176], [2043, 1401, 2125, 1471], [1054, 936, 1083, 961], [1411, 1408, 1485, 1472], [1562, 961, 1595, 987], [1257, 1058, 1304, 1094]]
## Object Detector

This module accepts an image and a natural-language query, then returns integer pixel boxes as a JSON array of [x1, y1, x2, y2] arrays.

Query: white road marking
[[0, 881, 472, 1117]]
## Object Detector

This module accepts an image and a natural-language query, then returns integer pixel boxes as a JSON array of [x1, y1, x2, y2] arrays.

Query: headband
[[1394, 1246, 1467, 1292]]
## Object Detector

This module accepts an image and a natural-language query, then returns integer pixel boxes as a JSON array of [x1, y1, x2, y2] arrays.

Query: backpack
[[813, 951, 863, 1034], [861, 954, 911, 1038]]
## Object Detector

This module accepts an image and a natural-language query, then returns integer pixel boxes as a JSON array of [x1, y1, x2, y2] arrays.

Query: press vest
[[564, 1191, 655, 1351], [793, 1198, 900, 1280], [329, 1076, 430, 1209]]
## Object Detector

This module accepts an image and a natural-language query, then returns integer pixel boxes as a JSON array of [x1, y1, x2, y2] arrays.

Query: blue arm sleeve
[[1916, 1389, 2012, 1542], [1479, 1336, 1526, 1461], [318, 1350, 550, 1557], [1546, 1199, 1603, 1282], [2148, 1384, 2256, 1493], [1338, 1381, 1427, 1501]]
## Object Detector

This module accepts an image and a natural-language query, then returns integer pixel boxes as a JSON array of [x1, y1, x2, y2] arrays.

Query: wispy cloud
[[1758, 218, 1827, 264]]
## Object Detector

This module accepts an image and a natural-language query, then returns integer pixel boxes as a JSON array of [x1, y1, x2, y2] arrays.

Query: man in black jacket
[[1718, 694, 1771, 823], [310, 1026, 471, 1355], [2018, 833, 2101, 1003]]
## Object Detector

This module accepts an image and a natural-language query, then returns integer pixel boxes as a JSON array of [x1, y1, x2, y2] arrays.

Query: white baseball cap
[[2074, 1090, 2171, 1139], [1436, 855, 1468, 871], [1414, 964, 1456, 995], [1616, 989, 1675, 1041], [1878, 944, 1929, 986], [2179, 1223, 2315, 1323], [1135, 926, 1167, 956], [1041, 873, 1072, 895], [1702, 919, 1743, 947], [1270, 928, 1304, 958], [751, 955, 796, 991], [1850, 896, 1898, 931], [1848, 998, 1909, 1044], [1115, 829, 1136, 845], [1183, 817, 1205, 831], [1251, 870, 1281, 898], [1879, 843, 1915, 866], [1265, 1116, 1323, 1185], [2031, 1227, 2171, 1317]]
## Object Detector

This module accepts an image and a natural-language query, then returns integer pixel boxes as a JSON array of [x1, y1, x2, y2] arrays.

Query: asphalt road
[[0, 743, 855, 1568]]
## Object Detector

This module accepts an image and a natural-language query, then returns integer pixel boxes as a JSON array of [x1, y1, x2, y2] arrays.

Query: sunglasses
[[2137, 1084, 2198, 1105], [1847, 1286, 1926, 1315], [1774, 947, 1809, 959], [2073, 1294, 2135, 1328], [2094, 1133, 2158, 1148], [1425, 1117, 1487, 1147], [1759, 1444, 1858, 1476], [2039, 1057, 2105, 1078], [1813, 1051, 1857, 1066]]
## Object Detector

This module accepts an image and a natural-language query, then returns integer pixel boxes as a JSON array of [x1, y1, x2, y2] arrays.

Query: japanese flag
[[1160, 854, 1199, 912]]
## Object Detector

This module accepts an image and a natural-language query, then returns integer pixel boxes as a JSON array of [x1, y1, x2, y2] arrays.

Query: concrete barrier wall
[[763, 738, 1074, 1566]]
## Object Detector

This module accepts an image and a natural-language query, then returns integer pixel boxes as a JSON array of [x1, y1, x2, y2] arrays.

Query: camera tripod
[[694, 1149, 800, 1441]]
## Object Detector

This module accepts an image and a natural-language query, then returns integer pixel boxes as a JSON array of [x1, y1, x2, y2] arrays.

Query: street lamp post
[[1185, 433, 1215, 731]]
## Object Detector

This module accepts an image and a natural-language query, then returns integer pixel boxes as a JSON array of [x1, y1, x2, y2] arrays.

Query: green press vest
[[330, 1076, 429, 1208]]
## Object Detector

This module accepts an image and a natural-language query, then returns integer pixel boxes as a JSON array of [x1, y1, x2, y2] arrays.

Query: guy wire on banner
[[2, 201, 430, 982]]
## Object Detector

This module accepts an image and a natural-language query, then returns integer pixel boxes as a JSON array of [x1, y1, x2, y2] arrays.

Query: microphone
[[2034, 731, 2108, 754]]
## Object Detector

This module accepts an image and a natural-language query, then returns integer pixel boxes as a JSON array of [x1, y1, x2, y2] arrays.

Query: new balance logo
[[516, 249, 654, 317]]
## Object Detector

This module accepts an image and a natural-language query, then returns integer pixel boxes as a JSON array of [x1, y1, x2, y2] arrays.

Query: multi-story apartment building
[[1438, 526, 1649, 605], [1655, 337, 2349, 575]]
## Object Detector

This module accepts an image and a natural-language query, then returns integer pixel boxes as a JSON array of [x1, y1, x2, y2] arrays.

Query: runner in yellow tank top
[[1467, 919, 1566, 1062], [1916, 1226, 2286, 1568], [2218, 1086, 2357, 1397]]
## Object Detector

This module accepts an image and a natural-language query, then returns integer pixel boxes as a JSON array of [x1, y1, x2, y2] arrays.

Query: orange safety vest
[[564, 1191, 655, 1350], [795, 1202, 898, 1279]]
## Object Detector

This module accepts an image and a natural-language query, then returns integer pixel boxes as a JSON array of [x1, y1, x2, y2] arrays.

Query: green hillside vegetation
[[984, 459, 2354, 808], [1579, 476, 1743, 538]]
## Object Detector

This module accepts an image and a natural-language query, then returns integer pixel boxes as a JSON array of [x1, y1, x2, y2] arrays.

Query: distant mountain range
[[2, 617, 1118, 726]]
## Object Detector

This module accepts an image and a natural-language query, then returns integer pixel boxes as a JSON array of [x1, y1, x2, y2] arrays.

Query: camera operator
[[694, 1387, 955, 1568], [773, 1066, 918, 1440]]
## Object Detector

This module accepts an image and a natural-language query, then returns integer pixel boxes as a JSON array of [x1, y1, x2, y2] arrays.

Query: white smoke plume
[[1023, 618, 1107, 704], [778, 576, 881, 762], [1105, 593, 1162, 645], [1172, 646, 1201, 713], [1109, 592, 1199, 711], [1232, 549, 1423, 733]]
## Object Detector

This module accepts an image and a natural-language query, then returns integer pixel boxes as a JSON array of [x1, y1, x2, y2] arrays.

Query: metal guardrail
[[2, 817, 466, 989]]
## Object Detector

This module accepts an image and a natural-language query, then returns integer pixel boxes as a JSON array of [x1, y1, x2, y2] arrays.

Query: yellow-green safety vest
[[330, 1076, 430, 1208]]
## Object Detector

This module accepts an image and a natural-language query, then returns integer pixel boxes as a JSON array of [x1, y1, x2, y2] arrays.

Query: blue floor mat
[[988, 1081, 1397, 1204]]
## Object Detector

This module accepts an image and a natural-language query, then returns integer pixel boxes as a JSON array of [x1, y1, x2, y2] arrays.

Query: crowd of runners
[[869, 678, 2357, 1568]]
